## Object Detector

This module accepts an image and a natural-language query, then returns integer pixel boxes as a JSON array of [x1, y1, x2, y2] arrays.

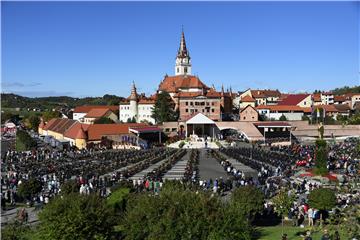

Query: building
[[39, 118, 159, 149], [73, 105, 119, 122], [237, 89, 281, 106], [239, 95, 256, 109], [320, 92, 334, 105], [278, 94, 313, 108], [239, 105, 259, 122], [83, 108, 118, 124], [256, 105, 309, 121], [157, 30, 232, 120], [344, 93, 360, 109], [119, 82, 156, 124]]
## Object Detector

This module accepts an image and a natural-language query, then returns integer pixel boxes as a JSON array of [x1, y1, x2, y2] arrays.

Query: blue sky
[[2, 1, 359, 97]]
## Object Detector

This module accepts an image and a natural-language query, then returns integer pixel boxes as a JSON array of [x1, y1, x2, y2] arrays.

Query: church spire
[[175, 28, 192, 76], [177, 28, 190, 59], [130, 81, 137, 101]]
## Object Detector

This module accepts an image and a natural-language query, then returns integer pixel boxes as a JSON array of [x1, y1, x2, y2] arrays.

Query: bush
[[122, 183, 252, 240], [36, 193, 118, 240], [17, 178, 43, 201]]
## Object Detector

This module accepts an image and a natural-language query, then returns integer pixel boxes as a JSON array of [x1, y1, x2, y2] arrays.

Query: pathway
[[163, 150, 190, 180], [128, 158, 168, 180], [198, 149, 228, 181]]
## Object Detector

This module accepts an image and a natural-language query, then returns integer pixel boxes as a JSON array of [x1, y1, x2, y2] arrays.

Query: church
[[119, 30, 233, 124]]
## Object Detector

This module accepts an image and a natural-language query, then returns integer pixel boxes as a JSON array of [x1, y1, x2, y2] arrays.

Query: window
[[184, 67, 187, 73], [185, 102, 188, 106], [211, 102, 215, 106], [185, 109, 188, 112], [195, 109, 198, 112], [177, 68, 179, 73], [190, 102, 193, 106], [212, 109, 215, 113], [243, 117, 246, 120]]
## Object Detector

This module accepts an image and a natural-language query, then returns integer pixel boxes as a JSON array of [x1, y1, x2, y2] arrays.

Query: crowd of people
[[1, 147, 178, 209]]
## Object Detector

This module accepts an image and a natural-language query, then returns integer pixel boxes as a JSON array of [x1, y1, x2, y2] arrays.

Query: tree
[[36, 193, 117, 240], [60, 180, 80, 195], [151, 91, 178, 124], [229, 185, 264, 222], [94, 117, 114, 124], [314, 139, 328, 175], [16, 130, 36, 151], [279, 114, 287, 121], [308, 188, 336, 225], [272, 189, 295, 234], [17, 178, 43, 201], [42, 111, 61, 122], [27, 115, 40, 131], [122, 182, 252, 240], [126, 117, 136, 123]]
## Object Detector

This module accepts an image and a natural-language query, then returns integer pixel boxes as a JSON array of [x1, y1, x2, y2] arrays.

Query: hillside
[[331, 85, 360, 95], [1, 93, 125, 110]]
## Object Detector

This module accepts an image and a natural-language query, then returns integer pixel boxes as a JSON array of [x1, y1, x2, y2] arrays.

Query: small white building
[[119, 82, 156, 124]]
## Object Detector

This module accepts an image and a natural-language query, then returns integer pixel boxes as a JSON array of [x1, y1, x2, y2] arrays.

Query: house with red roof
[[236, 89, 282, 107], [39, 118, 158, 149], [83, 108, 118, 124], [73, 105, 119, 122], [277, 94, 312, 108], [256, 105, 309, 121]]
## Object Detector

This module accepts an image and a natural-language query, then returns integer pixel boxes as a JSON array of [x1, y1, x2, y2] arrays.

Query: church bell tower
[[175, 29, 192, 76]]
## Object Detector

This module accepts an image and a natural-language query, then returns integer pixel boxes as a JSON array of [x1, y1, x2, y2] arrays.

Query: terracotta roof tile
[[251, 89, 281, 98], [84, 108, 111, 118], [159, 75, 209, 92], [74, 105, 118, 113], [64, 122, 89, 139], [87, 123, 148, 141], [278, 94, 310, 105], [241, 95, 256, 102]]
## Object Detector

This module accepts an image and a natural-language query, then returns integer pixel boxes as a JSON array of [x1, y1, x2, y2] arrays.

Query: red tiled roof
[[315, 105, 338, 112], [43, 118, 77, 134], [251, 89, 281, 98], [64, 122, 89, 139], [84, 108, 111, 118], [74, 105, 118, 113], [42, 118, 58, 130], [334, 95, 346, 102], [240, 105, 258, 113], [313, 93, 321, 102], [241, 95, 256, 102], [159, 75, 209, 93], [278, 94, 310, 105], [87, 123, 148, 141]]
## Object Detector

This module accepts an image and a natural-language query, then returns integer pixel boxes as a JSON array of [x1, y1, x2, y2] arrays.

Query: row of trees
[[4, 183, 265, 240], [4, 181, 341, 239]]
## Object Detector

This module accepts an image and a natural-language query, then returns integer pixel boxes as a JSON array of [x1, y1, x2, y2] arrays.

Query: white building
[[119, 82, 156, 124]]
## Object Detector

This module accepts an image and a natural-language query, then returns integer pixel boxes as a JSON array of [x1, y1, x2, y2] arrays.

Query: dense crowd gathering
[[0, 147, 178, 210]]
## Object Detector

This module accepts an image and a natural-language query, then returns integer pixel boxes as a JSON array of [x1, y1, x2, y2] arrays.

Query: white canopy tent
[[185, 113, 217, 138]]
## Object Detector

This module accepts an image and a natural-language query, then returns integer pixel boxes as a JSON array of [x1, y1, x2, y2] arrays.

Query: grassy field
[[256, 226, 347, 240]]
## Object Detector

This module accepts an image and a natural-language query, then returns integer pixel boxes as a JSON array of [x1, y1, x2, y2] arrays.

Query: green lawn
[[256, 226, 348, 240]]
